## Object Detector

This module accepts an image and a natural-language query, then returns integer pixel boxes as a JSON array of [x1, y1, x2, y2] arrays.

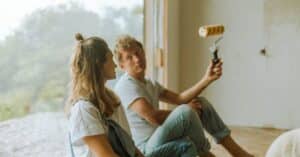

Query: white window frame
[[144, 0, 169, 109]]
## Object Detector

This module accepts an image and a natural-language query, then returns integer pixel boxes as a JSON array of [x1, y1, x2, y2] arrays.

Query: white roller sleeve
[[198, 24, 224, 37]]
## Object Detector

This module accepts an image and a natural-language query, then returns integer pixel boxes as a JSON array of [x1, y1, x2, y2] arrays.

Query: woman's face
[[103, 51, 117, 80]]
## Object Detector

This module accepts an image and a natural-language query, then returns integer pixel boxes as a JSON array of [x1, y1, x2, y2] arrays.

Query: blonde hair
[[114, 35, 144, 64], [65, 33, 119, 116]]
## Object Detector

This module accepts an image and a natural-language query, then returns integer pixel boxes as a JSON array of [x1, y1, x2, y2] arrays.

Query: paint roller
[[198, 24, 224, 64]]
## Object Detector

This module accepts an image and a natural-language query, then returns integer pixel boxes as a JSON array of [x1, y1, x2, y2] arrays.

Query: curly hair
[[114, 35, 144, 64]]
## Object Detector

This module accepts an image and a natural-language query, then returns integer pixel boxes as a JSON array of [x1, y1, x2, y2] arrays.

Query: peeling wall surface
[[178, 0, 300, 129]]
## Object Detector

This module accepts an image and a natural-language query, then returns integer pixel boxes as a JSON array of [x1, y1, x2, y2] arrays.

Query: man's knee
[[196, 96, 215, 112], [176, 105, 198, 120]]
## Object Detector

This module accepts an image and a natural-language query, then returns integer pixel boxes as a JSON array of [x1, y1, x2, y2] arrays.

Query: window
[[0, 0, 144, 121], [0, 1, 144, 156]]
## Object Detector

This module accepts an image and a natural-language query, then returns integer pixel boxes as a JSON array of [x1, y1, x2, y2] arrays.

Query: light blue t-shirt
[[114, 73, 165, 147]]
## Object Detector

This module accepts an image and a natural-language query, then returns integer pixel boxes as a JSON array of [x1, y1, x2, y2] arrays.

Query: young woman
[[65, 33, 143, 157]]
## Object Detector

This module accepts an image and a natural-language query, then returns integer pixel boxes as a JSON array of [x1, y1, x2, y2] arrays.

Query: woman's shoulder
[[69, 99, 107, 145], [73, 99, 98, 109], [70, 99, 101, 118]]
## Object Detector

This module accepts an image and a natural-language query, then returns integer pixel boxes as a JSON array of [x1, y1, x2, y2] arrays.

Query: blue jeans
[[141, 97, 230, 157]]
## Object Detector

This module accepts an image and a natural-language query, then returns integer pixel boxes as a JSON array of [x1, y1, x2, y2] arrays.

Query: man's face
[[119, 45, 146, 77]]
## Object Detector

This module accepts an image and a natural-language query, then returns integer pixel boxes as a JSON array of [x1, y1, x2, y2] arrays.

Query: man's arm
[[159, 60, 223, 105], [130, 98, 171, 125], [159, 79, 210, 105]]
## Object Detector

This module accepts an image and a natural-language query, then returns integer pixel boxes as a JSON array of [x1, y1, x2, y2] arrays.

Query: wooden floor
[[211, 127, 286, 157]]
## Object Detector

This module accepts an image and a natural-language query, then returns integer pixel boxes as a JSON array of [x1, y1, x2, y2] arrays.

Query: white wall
[[177, 0, 300, 129]]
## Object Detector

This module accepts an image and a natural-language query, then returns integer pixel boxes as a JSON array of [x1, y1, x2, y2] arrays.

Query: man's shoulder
[[115, 74, 137, 87], [114, 74, 140, 94]]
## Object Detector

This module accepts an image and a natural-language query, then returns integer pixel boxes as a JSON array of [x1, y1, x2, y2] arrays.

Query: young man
[[114, 35, 254, 157]]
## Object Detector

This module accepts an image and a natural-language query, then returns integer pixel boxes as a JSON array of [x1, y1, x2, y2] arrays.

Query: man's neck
[[128, 72, 146, 83]]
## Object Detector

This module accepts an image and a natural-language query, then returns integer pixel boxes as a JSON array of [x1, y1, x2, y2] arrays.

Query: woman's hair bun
[[75, 33, 84, 41]]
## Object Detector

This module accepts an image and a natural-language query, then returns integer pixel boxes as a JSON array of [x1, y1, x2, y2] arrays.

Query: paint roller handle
[[212, 49, 220, 64], [209, 43, 220, 64]]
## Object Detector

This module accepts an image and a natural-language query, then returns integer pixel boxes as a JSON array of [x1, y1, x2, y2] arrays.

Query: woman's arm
[[83, 134, 119, 157]]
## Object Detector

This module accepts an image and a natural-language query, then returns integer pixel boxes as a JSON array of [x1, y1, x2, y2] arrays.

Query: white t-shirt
[[114, 73, 165, 148], [68, 99, 131, 157]]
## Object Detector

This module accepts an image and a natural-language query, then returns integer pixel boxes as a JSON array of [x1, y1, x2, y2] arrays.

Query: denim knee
[[197, 97, 212, 109], [176, 105, 198, 121]]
